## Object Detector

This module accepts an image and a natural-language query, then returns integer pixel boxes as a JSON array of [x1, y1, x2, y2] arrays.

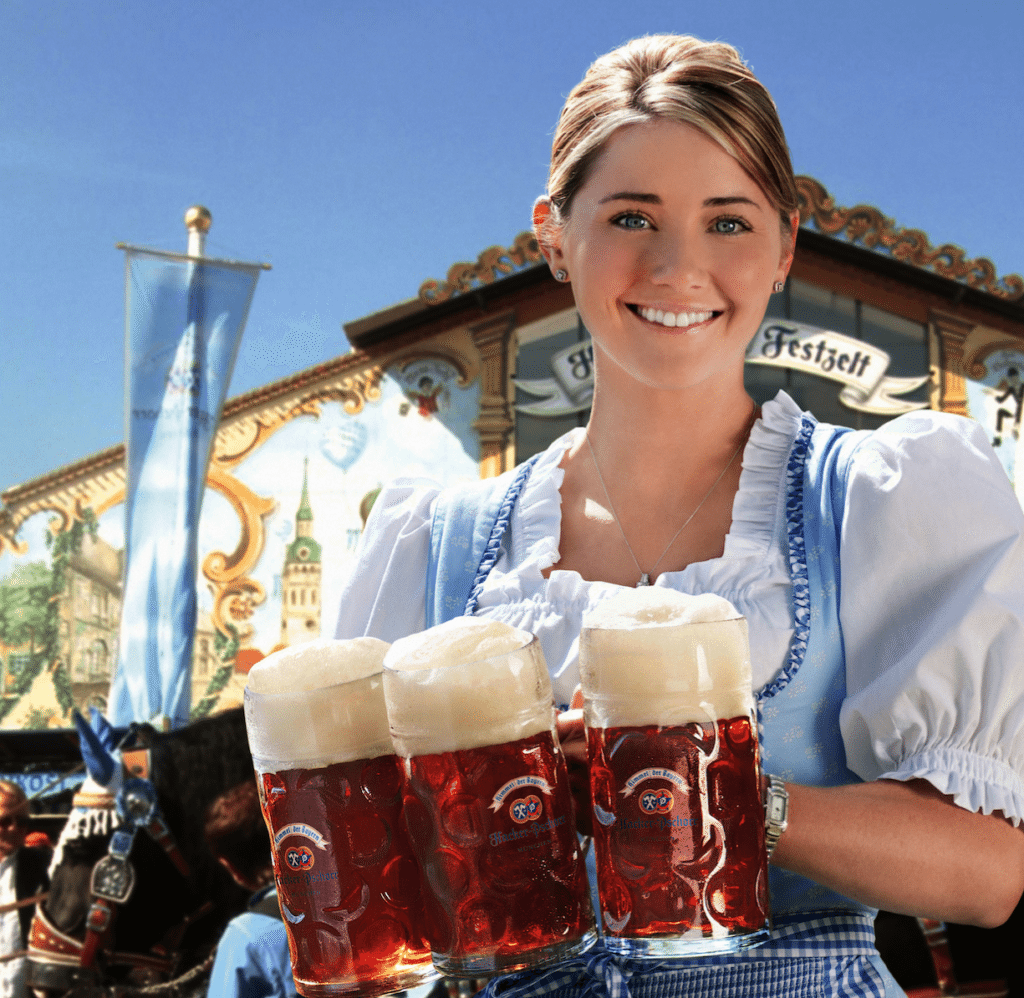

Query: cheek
[[715, 246, 779, 296]]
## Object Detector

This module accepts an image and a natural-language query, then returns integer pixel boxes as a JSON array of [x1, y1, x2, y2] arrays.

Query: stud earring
[[555, 269, 568, 282], [773, 281, 785, 293]]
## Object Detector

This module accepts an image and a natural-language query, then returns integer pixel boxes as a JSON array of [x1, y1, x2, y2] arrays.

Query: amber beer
[[244, 638, 437, 997], [383, 618, 596, 976], [580, 590, 769, 958]]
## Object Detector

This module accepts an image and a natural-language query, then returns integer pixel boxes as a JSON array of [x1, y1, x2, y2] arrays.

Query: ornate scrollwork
[[201, 467, 276, 587], [796, 176, 1024, 301], [215, 367, 385, 469], [212, 577, 266, 644], [418, 232, 543, 305], [0, 448, 126, 558]]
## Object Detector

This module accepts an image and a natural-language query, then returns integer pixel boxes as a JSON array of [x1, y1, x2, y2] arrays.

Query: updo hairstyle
[[542, 35, 798, 234]]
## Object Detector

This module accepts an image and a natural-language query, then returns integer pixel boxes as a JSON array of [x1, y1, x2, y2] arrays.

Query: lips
[[627, 304, 721, 330]]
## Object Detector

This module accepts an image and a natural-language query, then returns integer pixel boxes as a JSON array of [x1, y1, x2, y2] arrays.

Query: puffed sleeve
[[838, 411, 1024, 826], [333, 479, 439, 643]]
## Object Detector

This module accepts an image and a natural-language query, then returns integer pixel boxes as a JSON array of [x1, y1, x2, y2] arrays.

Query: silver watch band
[[764, 773, 789, 861]]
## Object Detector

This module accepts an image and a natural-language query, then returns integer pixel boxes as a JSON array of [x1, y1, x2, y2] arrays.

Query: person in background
[[0, 781, 49, 998], [205, 780, 296, 998]]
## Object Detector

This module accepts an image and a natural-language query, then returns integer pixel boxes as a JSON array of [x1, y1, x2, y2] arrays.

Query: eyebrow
[[597, 192, 762, 209]]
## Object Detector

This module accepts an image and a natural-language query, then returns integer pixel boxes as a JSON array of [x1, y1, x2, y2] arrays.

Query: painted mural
[[963, 348, 1024, 502], [0, 359, 481, 729]]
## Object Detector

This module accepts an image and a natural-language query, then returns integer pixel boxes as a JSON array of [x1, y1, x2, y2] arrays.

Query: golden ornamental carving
[[796, 176, 1024, 301], [0, 449, 126, 558], [214, 367, 385, 469], [201, 466, 276, 587], [419, 232, 543, 306]]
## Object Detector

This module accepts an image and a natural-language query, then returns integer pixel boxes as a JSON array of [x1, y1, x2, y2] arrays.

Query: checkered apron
[[481, 912, 894, 998]]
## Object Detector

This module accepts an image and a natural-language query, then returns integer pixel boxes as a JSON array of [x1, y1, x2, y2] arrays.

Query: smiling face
[[541, 119, 796, 396]]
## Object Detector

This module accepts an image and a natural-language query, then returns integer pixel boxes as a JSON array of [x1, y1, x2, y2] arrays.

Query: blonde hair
[[544, 35, 797, 232]]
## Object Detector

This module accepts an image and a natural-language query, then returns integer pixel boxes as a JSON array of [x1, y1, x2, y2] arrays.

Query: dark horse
[[27, 707, 257, 997]]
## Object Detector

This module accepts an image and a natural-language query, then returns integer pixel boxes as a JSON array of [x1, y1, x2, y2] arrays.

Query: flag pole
[[185, 205, 211, 257]]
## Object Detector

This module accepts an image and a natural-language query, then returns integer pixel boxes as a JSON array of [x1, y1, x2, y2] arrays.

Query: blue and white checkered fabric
[[481, 912, 888, 998]]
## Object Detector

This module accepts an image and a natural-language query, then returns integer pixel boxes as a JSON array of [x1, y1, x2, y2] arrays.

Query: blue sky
[[2, 1, 1022, 491]]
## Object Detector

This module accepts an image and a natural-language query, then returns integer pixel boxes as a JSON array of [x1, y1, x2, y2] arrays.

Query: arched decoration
[[0, 447, 126, 557], [213, 366, 386, 470], [418, 232, 543, 305], [926, 311, 1024, 416], [796, 176, 1024, 301], [387, 326, 483, 389]]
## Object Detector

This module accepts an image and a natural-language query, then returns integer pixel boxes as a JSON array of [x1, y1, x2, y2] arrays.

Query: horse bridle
[[28, 746, 213, 990]]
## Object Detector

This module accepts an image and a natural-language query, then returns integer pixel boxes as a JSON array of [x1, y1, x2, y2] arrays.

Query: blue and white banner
[[108, 248, 263, 730]]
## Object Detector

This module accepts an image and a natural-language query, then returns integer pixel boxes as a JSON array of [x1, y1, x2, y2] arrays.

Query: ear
[[533, 197, 567, 275], [217, 854, 261, 893], [774, 209, 799, 286]]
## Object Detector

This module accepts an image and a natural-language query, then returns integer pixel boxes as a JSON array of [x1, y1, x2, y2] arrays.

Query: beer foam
[[244, 637, 394, 770], [246, 636, 389, 693], [584, 588, 740, 629], [581, 589, 753, 727], [384, 617, 532, 672], [383, 618, 554, 757]]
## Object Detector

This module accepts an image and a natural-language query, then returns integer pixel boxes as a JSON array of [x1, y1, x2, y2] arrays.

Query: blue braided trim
[[464, 454, 542, 617], [757, 414, 815, 707]]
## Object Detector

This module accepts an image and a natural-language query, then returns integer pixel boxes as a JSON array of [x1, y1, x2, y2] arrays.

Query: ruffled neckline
[[492, 391, 806, 600]]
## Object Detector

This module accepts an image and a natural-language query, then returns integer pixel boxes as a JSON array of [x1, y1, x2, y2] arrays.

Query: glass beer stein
[[580, 589, 770, 958], [244, 638, 438, 997], [383, 617, 596, 977]]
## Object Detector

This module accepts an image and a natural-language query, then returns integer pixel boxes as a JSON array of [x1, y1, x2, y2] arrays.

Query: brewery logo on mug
[[510, 794, 544, 824], [284, 844, 316, 871], [639, 789, 674, 815]]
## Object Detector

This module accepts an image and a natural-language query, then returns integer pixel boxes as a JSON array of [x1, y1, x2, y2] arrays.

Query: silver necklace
[[584, 402, 757, 587]]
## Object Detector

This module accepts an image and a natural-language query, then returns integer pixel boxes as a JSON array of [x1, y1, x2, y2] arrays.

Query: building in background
[[0, 176, 1021, 727], [280, 459, 322, 647]]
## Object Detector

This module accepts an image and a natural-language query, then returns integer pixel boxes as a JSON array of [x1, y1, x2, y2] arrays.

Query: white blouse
[[335, 391, 1024, 826]]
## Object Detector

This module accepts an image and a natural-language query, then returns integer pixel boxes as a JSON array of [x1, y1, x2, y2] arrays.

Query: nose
[[646, 229, 708, 288]]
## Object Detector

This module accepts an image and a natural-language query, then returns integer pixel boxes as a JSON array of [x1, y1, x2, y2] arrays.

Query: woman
[[336, 34, 1024, 997]]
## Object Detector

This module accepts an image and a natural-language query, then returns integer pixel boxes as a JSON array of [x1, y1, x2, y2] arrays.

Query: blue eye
[[713, 217, 747, 234], [612, 212, 649, 230]]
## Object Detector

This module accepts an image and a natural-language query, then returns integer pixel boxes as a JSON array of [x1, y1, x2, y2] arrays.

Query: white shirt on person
[[0, 852, 27, 998], [335, 390, 1024, 827]]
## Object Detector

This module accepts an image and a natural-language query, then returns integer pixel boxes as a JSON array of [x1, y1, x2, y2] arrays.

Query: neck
[[584, 373, 755, 491]]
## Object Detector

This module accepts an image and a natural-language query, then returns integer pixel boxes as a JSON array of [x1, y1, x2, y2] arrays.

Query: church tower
[[280, 459, 322, 646]]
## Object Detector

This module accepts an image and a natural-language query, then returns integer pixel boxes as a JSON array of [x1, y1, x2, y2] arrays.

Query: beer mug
[[580, 589, 769, 958], [244, 638, 438, 997], [383, 618, 597, 977]]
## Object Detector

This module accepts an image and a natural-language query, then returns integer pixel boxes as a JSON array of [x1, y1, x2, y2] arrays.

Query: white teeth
[[638, 307, 714, 329]]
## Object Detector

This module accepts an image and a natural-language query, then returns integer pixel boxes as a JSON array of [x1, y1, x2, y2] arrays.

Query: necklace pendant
[[636, 573, 651, 587]]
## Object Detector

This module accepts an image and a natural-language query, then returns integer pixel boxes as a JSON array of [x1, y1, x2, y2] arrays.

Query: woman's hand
[[774, 778, 1024, 928], [556, 688, 592, 836]]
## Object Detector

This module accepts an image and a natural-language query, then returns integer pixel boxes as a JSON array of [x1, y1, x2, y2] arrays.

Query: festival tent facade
[[1, 175, 1022, 736]]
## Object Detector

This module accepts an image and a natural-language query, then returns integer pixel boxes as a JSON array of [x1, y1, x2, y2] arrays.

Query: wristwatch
[[763, 774, 789, 861]]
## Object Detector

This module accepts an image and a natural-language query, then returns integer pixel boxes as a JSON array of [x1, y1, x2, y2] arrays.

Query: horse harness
[[28, 745, 214, 989]]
